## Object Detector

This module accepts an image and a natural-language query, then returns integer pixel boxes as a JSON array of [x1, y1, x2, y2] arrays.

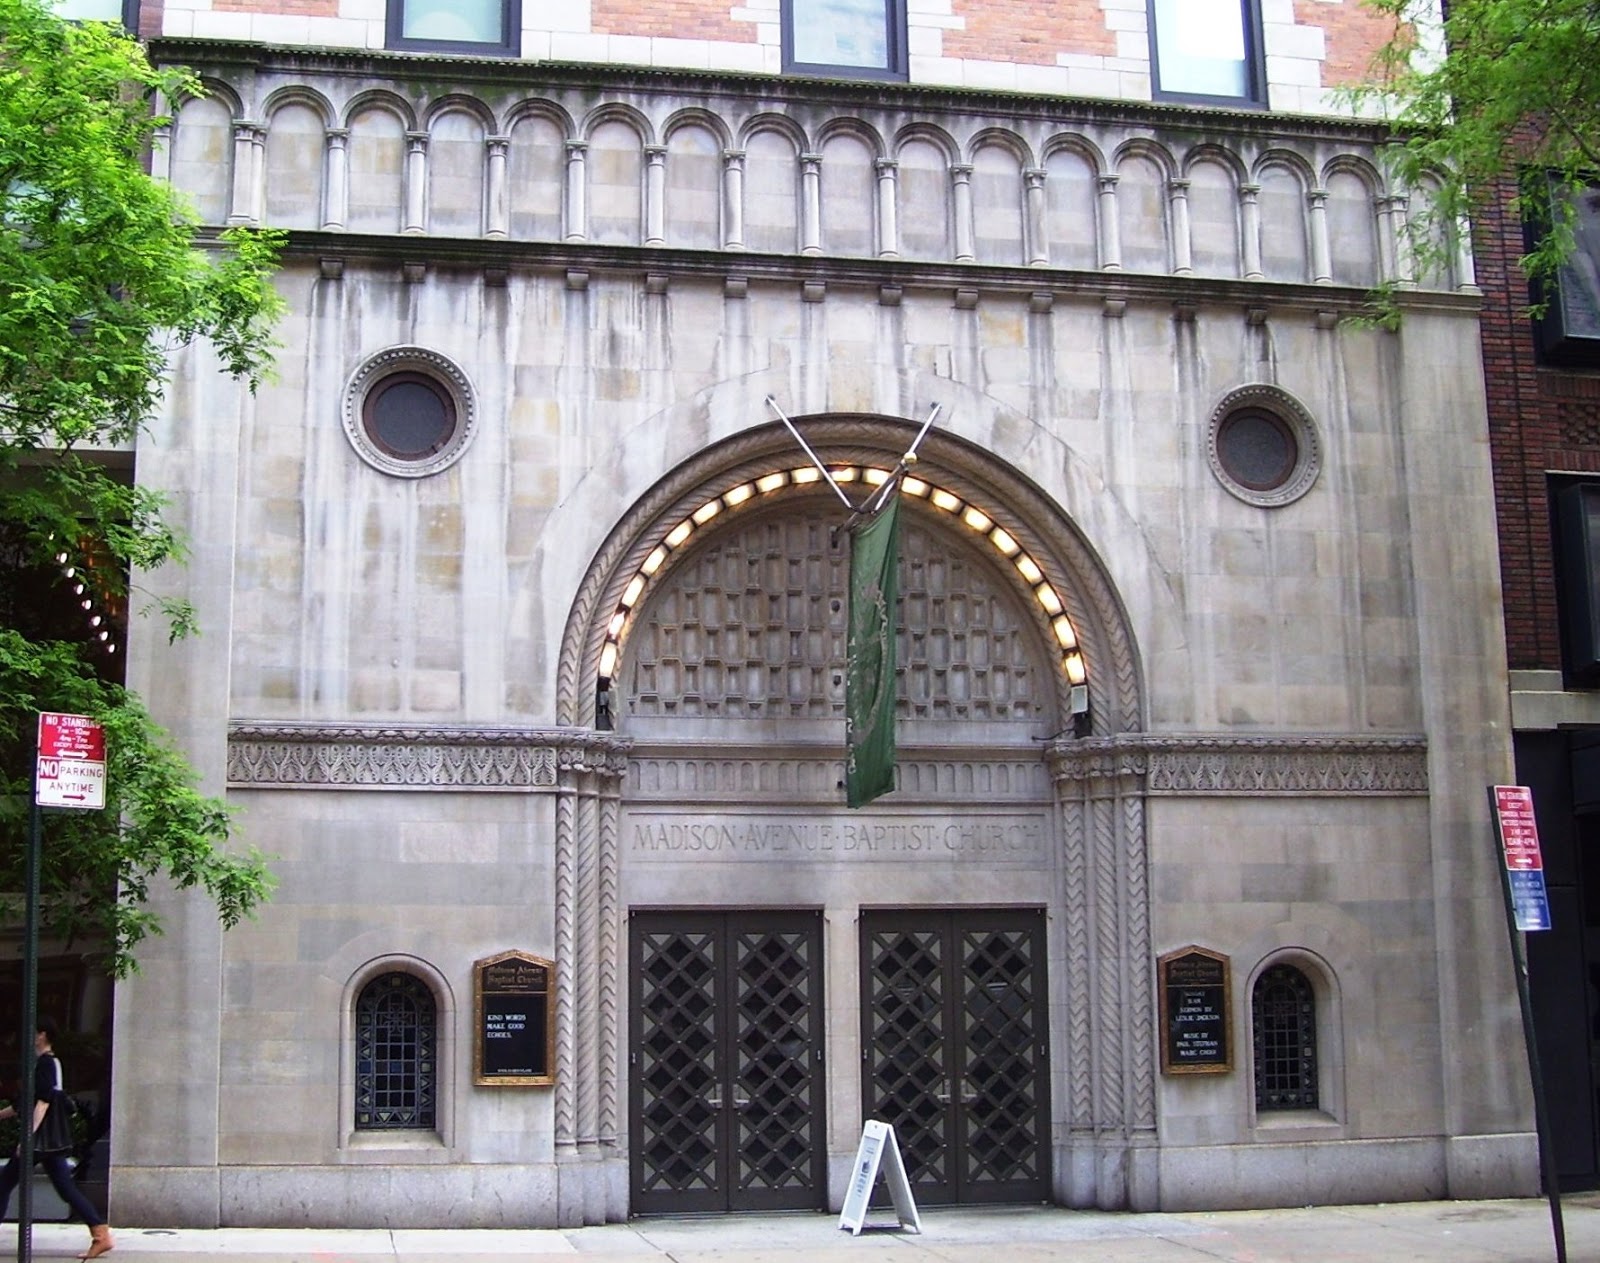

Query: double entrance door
[[628, 908, 1050, 1213]]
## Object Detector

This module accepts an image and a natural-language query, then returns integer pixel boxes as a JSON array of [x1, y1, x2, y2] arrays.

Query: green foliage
[[0, 0, 281, 974], [1346, 0, 1600, 306]]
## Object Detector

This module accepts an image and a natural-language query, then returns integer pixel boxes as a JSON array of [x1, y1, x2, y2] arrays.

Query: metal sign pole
[[18, 735, 40, 1263], [1487, 786, 1567, 1263]]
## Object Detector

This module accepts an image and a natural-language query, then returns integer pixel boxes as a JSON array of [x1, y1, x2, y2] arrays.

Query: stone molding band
[[1050, 734, 1428, 794], [228, 724, 1425, 796], [226, 723, 632, 787]]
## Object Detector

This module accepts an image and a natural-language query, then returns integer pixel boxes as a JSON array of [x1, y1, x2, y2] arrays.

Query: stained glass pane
[[355, 973, 438, 1129]]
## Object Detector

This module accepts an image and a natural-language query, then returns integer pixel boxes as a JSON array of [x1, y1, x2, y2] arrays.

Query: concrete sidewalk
[[6, 1197, 1596, 1263]]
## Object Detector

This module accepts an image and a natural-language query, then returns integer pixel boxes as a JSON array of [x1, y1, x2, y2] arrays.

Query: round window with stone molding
[[344, 347, 476, 478], [1207, 385, 1321, 507]]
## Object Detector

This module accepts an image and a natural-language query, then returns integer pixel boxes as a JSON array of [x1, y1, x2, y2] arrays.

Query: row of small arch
[[185, 79, 1391, 189], [166, 84, 1450, 287]]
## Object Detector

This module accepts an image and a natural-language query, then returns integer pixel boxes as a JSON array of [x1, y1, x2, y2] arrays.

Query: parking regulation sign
[[35, 712, 106, 810], [1492, 784, 1551, 932]]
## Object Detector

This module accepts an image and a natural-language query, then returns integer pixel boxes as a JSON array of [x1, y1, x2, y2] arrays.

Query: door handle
[[733, 1095, 752, 1110], [707, 1092, 722, 1109], [933, 1080, 953, 1105]]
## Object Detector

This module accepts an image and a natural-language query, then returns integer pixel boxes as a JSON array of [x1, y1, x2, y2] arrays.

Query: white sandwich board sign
[[837, 1119, 921, 1236]]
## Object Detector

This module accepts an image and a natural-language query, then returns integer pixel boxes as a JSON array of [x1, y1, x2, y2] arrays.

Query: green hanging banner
[[845, 490, 901, 808]]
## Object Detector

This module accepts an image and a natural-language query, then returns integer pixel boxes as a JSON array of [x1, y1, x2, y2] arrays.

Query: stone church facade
[[110, 0, 1530, 1229]]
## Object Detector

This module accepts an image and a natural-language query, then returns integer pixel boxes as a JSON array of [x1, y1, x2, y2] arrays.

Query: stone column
[[723, 149, 746, 250], [485, 135, 509, 238], [228, 120, 264, 225], [1455, 211, 1480, 291], [800, 152, 822, 256], [403, 131, 428, 234], [644, 145, 667, 246], [1024, 166, 1048, 266], [553, 740, 630, 1227], [1382, 193, 1414, 285], [876, 157, 900, 258], [322, 128, 349, 231], [1168, 177, 1192, 275], [150, 90, 173, 184], [1048, 737, 1156, 1211], [1240, 181, 1263, 279], [951, 163, 975, 263], [1308, 187, 1332, 283], [1097, 173, 1122, 271], [565, 140, 588, 242]]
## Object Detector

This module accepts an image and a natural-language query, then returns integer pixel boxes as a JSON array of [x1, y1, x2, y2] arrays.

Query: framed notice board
[[1158, 946, 1231, 1075], [473, 950, 555, 1086]]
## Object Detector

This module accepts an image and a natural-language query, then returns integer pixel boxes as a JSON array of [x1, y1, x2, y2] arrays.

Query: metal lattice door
[[629, 911, 826, 1213], [860, 909, 1050, 1204]]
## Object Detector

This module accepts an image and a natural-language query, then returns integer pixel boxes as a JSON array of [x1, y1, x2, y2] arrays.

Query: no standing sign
[[35, 711, 106, 810]]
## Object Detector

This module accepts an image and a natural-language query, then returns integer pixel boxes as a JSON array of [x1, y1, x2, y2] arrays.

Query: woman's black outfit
[[0, 1052, 105, 1228]]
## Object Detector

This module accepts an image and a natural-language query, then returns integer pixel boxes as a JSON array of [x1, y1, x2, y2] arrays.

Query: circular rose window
[[344, 348, 475, 478], [1206, 386, 1321, 507]]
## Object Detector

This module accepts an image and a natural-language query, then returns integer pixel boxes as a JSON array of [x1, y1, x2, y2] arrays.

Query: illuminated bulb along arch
[[596, 464, 1090, 719]]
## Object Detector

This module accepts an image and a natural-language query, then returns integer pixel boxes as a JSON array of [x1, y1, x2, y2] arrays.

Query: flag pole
[[864, 404, 942, 516], [764, 397, 854, 509]]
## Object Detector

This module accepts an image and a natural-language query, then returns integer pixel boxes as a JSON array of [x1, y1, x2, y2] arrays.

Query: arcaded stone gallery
[[110, 0, 1531, 1230]]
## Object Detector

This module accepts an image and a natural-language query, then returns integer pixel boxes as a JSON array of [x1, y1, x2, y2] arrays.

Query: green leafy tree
[[0, 0, 281, 976], [1349, 0, 1600, 305]]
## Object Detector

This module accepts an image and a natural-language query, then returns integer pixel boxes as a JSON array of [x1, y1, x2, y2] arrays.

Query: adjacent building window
[[1252, 963, 1318, 1111], [783, 0, 907, 81], [1148, 0, 1264, 106], [1532, 181, 1600, 366], [52, 0, 135, 22], [355, 973, 438, 1130], [386, 0, 520, 55], [1556, 480, 1600, 686]]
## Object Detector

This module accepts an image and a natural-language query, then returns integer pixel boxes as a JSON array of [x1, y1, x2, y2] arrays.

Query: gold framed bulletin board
[[1157, 945, 1232, 1075], [473, 950, 555, 1086]]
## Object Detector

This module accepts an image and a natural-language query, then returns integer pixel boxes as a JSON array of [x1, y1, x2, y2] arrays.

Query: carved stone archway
[[552, 415, 1152, 1220]]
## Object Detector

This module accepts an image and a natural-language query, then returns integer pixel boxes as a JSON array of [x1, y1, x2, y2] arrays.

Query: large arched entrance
[[553, 416, 1154, 1217]]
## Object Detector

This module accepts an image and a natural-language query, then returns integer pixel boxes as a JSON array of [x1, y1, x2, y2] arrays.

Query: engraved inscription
[[626, 815, 1045, 860]]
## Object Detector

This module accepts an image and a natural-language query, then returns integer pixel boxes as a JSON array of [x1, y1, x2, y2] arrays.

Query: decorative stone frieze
[[1049, 734, 1428, 795], [226, 723, 632, 788]]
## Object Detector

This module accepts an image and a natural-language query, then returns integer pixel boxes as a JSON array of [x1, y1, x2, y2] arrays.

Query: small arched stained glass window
[[355, 972, 438, 1130], [1252, 963, 1318, 1110]]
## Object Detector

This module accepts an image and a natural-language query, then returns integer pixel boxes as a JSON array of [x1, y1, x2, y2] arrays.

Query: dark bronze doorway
[[859, 908, 1051, 1205], [628, 911, 827, 1213]]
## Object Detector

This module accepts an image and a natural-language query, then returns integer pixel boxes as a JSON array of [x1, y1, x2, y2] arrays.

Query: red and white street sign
[[1492, 784, 1551, 932], [35, 712, 106, 810]]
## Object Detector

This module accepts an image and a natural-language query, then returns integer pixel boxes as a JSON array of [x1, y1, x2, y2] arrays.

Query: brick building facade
[[1473, 166, 1600, 1188]]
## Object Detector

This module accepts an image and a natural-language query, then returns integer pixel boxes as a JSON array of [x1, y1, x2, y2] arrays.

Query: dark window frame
[[1251, 962, 1319, 1111], [781, 0, 908, 82], [1215, 408, 1299, 493], [354, 972, 439, 1131], [384, 0, 521, 57], [1147, 0, 1267, 109], [1530, 177, 1600, 367], [361, 371, 458, 462], [1553, 477, 1600, 688]]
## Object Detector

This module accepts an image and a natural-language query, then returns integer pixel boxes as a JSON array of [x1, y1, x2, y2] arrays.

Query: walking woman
[[0, 1020, 112, 1259]]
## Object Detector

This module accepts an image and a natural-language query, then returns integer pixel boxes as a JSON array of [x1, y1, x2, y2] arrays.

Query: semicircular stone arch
[[548, 414, 1155, 1222], [558, 416, 1143, 735]]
